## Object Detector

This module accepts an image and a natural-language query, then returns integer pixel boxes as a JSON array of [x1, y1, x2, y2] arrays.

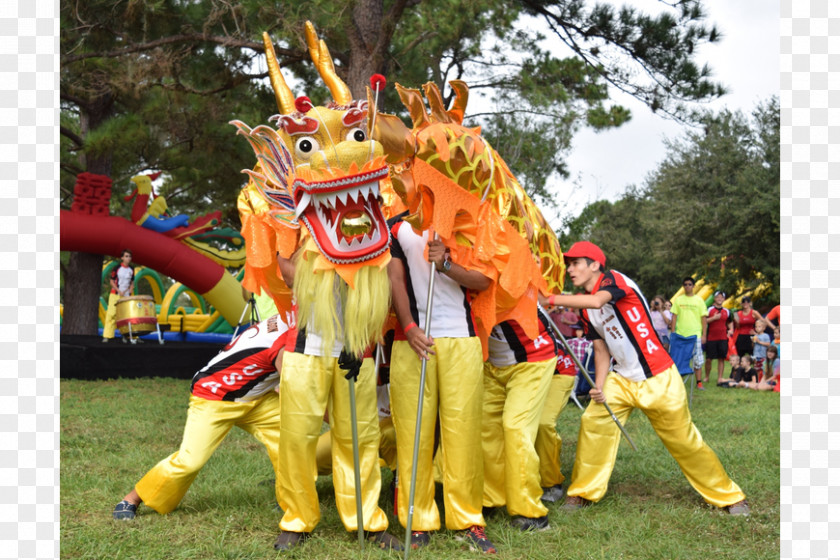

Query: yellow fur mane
[[294, 246, 391, 360]]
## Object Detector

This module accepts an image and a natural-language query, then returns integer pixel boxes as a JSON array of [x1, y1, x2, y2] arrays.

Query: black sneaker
[[540, 484, 566, 503], [112, 500, 137, 520], [410, 531, 430, 549], [510, 515, 549, 532], [560, 495, 592, 512], [364, 530, 404, 551], [273, 531, 310, 551], [456, 525, 496, 554]]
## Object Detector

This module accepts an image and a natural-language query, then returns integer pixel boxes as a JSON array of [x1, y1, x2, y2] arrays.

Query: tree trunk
[[346, 0, 385, 100], [61, 93, 114, 336]]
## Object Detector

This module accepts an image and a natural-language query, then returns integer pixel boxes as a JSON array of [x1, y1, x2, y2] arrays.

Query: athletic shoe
[[541, 484, 566, 503], [456, 525, 496, 554], [696, 382, 706, 390], [510, 515, 549, 532], [410, 531, 430, 549], [726, 500, 750, 516], [101, 338, 109, 343], [560, 495, 592, 512], [273, 531, 310, 551], [364, 530, 404, 551], [112, 500, 137, 520]]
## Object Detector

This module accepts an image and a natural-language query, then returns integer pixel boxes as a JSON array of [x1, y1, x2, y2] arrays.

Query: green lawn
[[61, 375, 779, 559]]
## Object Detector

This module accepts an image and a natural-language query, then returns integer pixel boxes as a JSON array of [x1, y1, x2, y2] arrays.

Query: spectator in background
[[751, 320, 772, 371], [717, 354, 742, 388], [750, 345, 780, 392], [550, 305, 580, 339], [764, 304, 780, 329], [566, 325, 591, 369], [704, 291, 731, 386], [733, 296, 763, 358], [721, 355, 759, 388], [649, 295, 672, 351], [669, 277, 708, 389], [102, 249, 135, 343]]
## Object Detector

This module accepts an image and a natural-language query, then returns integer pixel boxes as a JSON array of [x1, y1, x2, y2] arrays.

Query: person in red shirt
[[546, 241, 748, 515], [704, 291, 732, 385], [733, 296, 763, 357]]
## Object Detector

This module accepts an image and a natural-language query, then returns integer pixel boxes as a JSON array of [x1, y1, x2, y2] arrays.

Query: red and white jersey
[[390, 221, 479, 339], [487, 312, 558, 368], [554, 346, 577, 377], [581, 270, 674, 382], [191, 315, 289, 402]]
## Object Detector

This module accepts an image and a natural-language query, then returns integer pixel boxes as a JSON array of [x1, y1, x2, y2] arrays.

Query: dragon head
[[234, 23, 393, 357]]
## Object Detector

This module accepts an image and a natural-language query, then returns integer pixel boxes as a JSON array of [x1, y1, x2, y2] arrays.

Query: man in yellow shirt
[[669, 277, 708, 389]]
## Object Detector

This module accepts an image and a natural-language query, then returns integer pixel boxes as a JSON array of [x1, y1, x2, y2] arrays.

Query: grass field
[[61, 373, 779, 560]]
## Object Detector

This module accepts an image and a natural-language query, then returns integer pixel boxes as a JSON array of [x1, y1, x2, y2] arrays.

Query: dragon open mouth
[[293, 166, 391, 264]]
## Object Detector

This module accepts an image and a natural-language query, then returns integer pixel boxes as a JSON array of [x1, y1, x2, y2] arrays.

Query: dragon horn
[[263, 32, 296, 115], [422, 82, 450, 123], [446, 80, 469, 124], [304, 21, 352, 104]]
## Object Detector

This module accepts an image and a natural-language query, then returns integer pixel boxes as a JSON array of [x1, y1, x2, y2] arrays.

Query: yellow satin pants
[[135, 393, 281, 514], [277, 352, 388, 533], [390, 337, 485, 531], [102, 292, 120, 338], [535, 374, 576, 488], [482, 358, 554, 518], [566, 365, 746, 507], [315, 416, 398, 475]]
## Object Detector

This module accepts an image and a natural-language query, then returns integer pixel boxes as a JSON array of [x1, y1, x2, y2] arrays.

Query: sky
[[539, 0, 780, 223]]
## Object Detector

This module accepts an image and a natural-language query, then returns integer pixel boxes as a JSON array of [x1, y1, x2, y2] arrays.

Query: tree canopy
[[60, 0, 727, 333], [558, 97, 780, 306]]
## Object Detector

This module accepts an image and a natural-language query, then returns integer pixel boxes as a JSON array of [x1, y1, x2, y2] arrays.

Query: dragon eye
[[295, 136, 320, 159], [346, 127, 367, 142]]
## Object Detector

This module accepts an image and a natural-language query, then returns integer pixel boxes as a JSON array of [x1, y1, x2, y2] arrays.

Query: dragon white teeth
[[295, 192, 312, 220]]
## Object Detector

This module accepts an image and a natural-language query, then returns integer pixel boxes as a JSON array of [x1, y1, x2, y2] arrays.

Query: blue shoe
[[112, 500, 137, 520]]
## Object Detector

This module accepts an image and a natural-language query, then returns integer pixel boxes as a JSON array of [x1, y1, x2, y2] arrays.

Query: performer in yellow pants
[[535, 373, 576, 500], [112, 315, 287, 520], [276, 352, 388, 534], [482, 358, 553, 526], [390, 337, 485, 531], [549, 241, 748, 515], [136, 393, 282, 513], [568, 365, 746, 506]]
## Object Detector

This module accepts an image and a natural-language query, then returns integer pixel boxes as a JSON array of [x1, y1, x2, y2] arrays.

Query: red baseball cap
[[563, 241, 606, 268]]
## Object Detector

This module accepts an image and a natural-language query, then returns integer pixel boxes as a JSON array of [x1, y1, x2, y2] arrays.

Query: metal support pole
[[540, 307, 637, 451], [403, 258, 438, 559]]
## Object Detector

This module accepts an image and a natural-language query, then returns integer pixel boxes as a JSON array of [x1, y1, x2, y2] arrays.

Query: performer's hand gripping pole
[[540, 307, 637, 451], [403, 257, 437, 559]]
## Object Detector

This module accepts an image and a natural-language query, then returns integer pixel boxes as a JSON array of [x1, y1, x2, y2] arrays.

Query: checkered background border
[[1, 1, 59, 559], [780, 1, 837, 559], [0, 0, 818, 557]]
